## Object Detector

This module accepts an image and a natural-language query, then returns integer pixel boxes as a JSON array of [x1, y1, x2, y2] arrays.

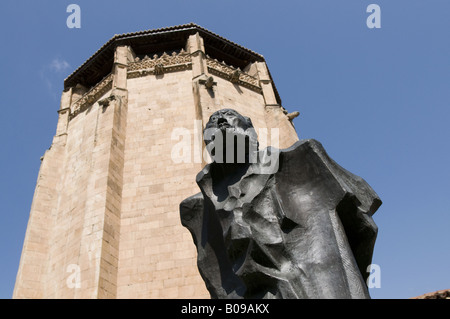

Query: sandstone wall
[[14, 32, 299, 299]]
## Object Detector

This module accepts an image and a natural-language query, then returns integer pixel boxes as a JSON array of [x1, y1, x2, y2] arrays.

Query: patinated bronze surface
[[180, 109, 381, 299]]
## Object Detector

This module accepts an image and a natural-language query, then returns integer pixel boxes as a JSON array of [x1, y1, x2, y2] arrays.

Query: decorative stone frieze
[[70, 73, 114, 120], [206, 57, 261, 93], [127, 50, 192, 79]]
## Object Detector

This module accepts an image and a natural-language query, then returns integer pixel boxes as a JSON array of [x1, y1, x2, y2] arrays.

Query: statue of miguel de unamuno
[[180, 109, 382, 299]]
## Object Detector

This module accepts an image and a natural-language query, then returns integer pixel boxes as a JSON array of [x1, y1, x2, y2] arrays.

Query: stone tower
[[13, 23, 299, 299]]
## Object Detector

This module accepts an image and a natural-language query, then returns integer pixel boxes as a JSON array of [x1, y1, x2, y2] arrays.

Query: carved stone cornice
[[70, 73, 114, 121], [205, 57, 261, 93], [127, 50, 192, 79]]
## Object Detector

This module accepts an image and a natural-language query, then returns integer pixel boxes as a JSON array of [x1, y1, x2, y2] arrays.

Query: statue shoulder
[[281, 139, 326, 155], [180, 192, 204, 215], [179, 192, 204, 228], [279, 138, 381, 216]]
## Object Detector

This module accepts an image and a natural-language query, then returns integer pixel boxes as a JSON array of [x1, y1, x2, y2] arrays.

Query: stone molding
[[127, 50, 192, 79], [70, 73, 114, 121], [126, 49, 261, 94], [206, 56, 261, 93], [68, 50, 264, 122]]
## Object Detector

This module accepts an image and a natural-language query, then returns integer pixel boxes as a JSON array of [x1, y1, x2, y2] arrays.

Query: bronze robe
[[180, 139, 381, 299]]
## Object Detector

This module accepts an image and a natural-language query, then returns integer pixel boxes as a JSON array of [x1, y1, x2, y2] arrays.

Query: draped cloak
[[180, 139, 381, 299]]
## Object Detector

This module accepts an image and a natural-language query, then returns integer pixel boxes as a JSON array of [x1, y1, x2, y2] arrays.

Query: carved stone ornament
[[204, 76, 216, 89], [286, 111, 300, 121], [206, 57, 260, 92], [229, 69, 241, 83], [180, 109, 382, 299], [127, 49, 192, 78], [98, 94, 116, 107], [70, 73, 114, 120], [154, 63, 165, 75], [198, 76, 217, 89]]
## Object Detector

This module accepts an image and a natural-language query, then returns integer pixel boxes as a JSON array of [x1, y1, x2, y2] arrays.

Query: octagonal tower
[[13, 23, 299, 299]]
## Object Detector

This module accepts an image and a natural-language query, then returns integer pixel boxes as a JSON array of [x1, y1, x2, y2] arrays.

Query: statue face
[[205, 109, 253, 133], [204, 109, 258, 163]]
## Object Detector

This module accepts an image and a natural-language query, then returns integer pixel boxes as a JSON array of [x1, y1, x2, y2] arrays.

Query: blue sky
[[1, 0, 449, 299]]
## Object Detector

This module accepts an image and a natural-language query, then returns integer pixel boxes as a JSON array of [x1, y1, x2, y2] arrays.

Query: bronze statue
[[180, 109, 381, 299]]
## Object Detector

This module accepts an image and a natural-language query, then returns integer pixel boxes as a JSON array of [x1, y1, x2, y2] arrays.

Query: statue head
[[203, 109, 259, 164]]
